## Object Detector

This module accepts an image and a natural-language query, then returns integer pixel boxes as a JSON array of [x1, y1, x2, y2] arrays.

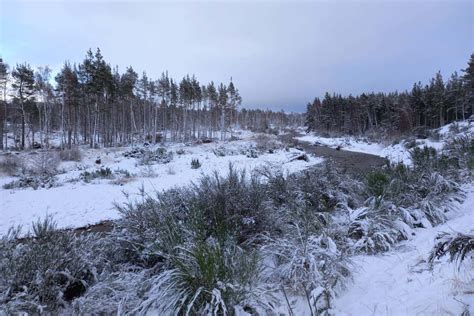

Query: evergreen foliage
[[191, 158, 202, 169], [429, 231, 474, 268], [305, 55, 474, 135], [1, 49, 302, 150]]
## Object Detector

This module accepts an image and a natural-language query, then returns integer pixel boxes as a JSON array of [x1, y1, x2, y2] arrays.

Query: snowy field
[[1, 125, 472, 314], [297, 121, 474, 165], [0, 132, 322, 235], [334, 183, 474, 315]]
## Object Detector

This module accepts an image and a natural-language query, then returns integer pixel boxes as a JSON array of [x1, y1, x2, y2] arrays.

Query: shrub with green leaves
[[365, 170, 390, 198], [191, 158, 202, 169], [138, 147, 174, 165], [136, 239, 275, 315], [80, 167, 113, 183], [3, 174, 57, 190], [444, 136, 474, 171]]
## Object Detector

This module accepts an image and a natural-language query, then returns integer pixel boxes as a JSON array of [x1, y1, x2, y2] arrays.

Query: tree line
[[305, 54, 474, 136], [0, 48, 300, 150]]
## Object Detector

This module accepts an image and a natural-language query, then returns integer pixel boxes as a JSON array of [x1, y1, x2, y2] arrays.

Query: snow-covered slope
[[333, 184, 474, 315], [298, 121, 474, 165], [0, 136, 323, 236]]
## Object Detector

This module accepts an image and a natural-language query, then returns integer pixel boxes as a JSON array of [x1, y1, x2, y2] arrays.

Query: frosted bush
[[134, 240, 276, 315], [0, 218, 103, 314], [58, 147, 82, 162], [0, 155, 23, 176], [428, 231, 474, 268], [265, 228, 352, 314], [27, 151, 60, 175]]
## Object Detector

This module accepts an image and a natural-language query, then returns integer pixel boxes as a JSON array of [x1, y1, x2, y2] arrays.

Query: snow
[[298, 121, 474, 166], [296, 134, 386, 155], [333, 184, 474, 315], [1, 124, 472, 313], [0, 134, 323, 235]]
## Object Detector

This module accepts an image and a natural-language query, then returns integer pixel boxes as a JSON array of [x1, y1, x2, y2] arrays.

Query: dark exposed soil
[[281, 132, 388, 176], [72, 220, 115, 235]]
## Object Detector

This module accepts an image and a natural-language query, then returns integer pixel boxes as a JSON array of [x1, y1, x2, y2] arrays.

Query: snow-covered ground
[[334, 184, 474, 315], [297, 121, 474, 165], [293, 121, 474, 315], [0, 132, 323, 235]]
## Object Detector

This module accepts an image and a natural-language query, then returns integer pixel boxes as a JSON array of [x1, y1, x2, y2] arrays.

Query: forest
[[0, 48, 302, 151], [305, 54, 474, 136]]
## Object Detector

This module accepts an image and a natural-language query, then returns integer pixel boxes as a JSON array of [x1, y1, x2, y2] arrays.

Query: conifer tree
[[461, 53, 474, 117], [56, 62, 80, 149], [11, 63, 35, 150], [0, 58, 9, 150]]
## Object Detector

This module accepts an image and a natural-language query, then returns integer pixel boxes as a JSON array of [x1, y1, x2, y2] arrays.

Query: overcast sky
[[1, 0, 473, 112]]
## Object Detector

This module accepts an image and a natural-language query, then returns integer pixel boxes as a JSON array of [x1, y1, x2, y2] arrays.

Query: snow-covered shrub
[[135, 240, 275, 315], [266, 164, 362, 234], [71, 271, 143, 314], [366, 162, 459, 226], [0, 218, 103, 314], [352, 160, 461, 254], [428, 231, 474, 268], [403, 138, 420, 150], [3, 174, 57, 190], [191, 158, 202, 169], [246, 147, 259, 158], [255, 134, 283, 153], [58, 147, 82, 162], [124, 146, 173, 165], [0, 155, 23, 176], [444, 135, 474, 171], [265, 229, 352, 314], [213, 145, 245, 157], [348, 151, 463, 255], [365, 170, 390, 198], [349, 198, 410, 254], [27, 151, 60, 175], [118, 164, 274, 256], [176, 148, 186, 155], [213, 146, 228, 157], [410, 146, 459, 175], [110, 168, 134, 185], [80, 167, 114, 183], [190, 165, 276, 242], [83, 166, 282, 313]]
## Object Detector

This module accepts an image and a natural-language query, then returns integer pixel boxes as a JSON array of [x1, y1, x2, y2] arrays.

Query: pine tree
[[432, 72, 446, 127], [0, 58, 9, 150], [35, 66, 53, 148], [461, 53, 474, 118], [56, 62, 80, 149], [227, 79, 242, 136], [445, 72, 463, 121], [207, 82, 218, 137], [11, 63, 36, 150], [218, 83, 228, 140]]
